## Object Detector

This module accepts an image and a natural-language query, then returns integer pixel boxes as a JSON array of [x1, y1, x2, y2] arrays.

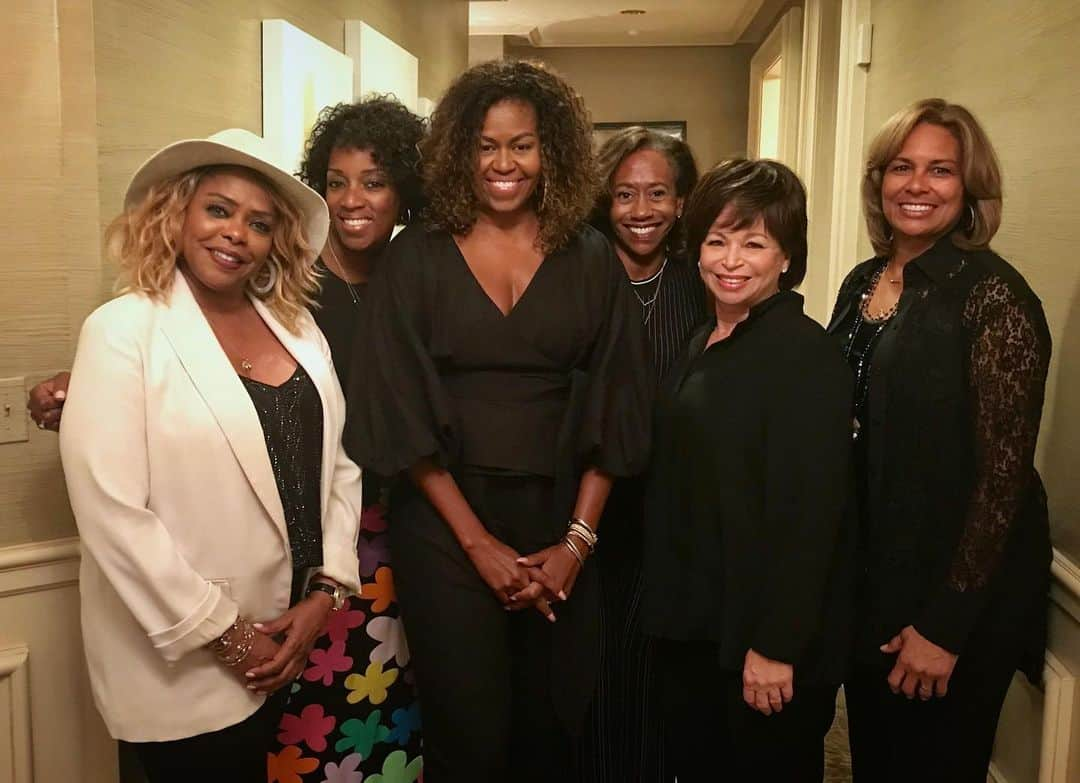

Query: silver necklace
[[324, 241, 362, 305], [630, 256, 668, 325]]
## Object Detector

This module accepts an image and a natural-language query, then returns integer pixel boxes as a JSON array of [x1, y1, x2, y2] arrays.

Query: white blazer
[[59, 272, 362, 742]]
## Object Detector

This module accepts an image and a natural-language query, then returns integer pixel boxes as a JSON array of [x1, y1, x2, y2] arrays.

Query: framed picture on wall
[[592, 120, 687, 149]]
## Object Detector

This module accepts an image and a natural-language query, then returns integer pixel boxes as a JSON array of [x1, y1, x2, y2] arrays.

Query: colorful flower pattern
[[269, 499, 422, 781]]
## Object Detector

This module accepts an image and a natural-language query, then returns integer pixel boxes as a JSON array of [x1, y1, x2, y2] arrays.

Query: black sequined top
[[241, 365, 325, 570]]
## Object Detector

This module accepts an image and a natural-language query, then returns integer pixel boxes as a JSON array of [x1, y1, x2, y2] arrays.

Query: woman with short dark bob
[[581, 126, 704, 782], [642, 159, 854, 781], [348, 60, 652, 781], [827, 98, 1052, 782]]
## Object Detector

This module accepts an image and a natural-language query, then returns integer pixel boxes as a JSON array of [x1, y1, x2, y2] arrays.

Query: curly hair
[[863, 98, 1002, 256], [299, 96, 427, 220], [421, 59, 597, 253], [591, 126, 699, 258], [106, 165, 319, 333]]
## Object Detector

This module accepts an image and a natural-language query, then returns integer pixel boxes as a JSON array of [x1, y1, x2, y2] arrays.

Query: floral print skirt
[[267, 501, 423, 783]]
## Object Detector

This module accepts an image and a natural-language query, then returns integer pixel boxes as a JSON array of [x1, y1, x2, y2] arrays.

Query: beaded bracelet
[[208, 617, 255, 667]]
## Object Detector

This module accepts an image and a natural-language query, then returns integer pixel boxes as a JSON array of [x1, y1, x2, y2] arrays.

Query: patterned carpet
[[824, 689, 853, 782]]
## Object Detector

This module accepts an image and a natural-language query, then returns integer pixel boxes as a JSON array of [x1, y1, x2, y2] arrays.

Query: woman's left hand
[[245, 592, 334, 693], [743, 648, 794, 716], [513, 544, 582, 622], [881, 625, 958, 700]]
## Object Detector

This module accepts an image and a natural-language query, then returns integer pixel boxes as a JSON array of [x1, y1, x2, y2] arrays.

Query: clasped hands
[[743, 648, 794, 716], [467, 532, 581, 622], [221, 589, 338, 695]]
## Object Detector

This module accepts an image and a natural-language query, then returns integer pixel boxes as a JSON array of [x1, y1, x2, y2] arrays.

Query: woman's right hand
[[27, 371, 70, 431], [465, 533, 531, 605], [221, 630, 281, 690]]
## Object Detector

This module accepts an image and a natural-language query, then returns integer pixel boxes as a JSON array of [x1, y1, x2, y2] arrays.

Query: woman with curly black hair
[[265, 96, 427, 782], [347, 60, 653, 781], [300, 96, 425, 390]]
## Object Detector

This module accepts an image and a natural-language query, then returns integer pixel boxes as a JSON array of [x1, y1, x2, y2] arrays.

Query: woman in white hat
[[58, 129, 362, 782]]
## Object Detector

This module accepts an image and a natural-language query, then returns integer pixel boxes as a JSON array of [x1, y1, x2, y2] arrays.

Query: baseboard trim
[[0, 645, 32, 783], [0, 536, 80, 598]]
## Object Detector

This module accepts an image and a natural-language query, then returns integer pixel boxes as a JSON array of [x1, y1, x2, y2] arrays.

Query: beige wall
[[506, 43, 754, 172], [0, 0, 467, 549], [862, 0, 1080, 565], [862, 3, 1080, 779], [95, 0, 468, 284], [0, 0, 103, 547]]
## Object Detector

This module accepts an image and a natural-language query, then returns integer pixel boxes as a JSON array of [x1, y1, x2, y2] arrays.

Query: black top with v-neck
[[346, 223, 653, 483], [240, 365, 324, 571]]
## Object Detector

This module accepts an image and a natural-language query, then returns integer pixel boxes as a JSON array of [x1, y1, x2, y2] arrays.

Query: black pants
[[131, 691, 286, 783], [390, 474, 573, 783], [846, 648, 1018, 783], [656, 639, 837, 782]]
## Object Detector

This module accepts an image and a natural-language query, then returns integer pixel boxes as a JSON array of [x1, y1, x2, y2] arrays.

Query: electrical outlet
[[0, 377, 29, 444]]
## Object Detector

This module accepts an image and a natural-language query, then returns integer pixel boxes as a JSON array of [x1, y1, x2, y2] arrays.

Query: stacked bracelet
[[562, 517, 598, 566], [563, 536, 586, 565], [567, 517, 598, 553], [208, 617, 255, 667]]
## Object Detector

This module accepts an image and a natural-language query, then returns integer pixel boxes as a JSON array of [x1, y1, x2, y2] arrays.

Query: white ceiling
[[469, 0, 766, 47]]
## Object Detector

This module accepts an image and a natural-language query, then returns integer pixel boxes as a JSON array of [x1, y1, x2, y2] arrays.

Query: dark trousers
[[130, 691, 285, 783], [390, 474, 572, 783], [846, 648, 1018, 783], [656, 639, 837, 782]]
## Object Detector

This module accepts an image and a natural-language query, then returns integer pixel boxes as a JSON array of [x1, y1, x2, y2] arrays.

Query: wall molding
[[1039, 651, 1076, 783], [0, 644, 32, 783], [0, 537, 80, 598], [1051, 548, 1080, 600]]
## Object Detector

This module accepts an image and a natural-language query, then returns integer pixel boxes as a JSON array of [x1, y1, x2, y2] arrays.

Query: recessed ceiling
[[469, 0, 766, 47]]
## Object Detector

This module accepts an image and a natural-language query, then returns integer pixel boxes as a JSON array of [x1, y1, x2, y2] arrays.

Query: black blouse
[[241, 366, 324, 571], [346, 223, 653, 515], [633, 255, 709, 384], [312, 261, 367, 394], [827, 237, 1052, 671], [642, 290, 855, 684]]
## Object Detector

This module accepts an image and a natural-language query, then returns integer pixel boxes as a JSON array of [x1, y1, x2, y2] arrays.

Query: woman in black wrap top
[[347, 61, 651, 783]]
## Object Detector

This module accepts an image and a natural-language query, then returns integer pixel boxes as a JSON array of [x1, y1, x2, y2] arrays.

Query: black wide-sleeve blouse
[[827, 236, 1052, 674], [345, 223, 652, 516]]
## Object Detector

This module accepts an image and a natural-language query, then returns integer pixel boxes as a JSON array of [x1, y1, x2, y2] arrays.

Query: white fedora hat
[[124, 128, 329, 263]]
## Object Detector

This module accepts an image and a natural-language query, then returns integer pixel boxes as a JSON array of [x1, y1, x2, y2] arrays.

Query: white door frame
[[747, 7, 803, 165]]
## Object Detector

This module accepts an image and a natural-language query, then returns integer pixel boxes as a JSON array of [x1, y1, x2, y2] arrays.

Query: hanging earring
[[400, 206, 412, 225], [250, 259, 279, 296], [537, 180, 548, 213], [965, 203, 977, 235]]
